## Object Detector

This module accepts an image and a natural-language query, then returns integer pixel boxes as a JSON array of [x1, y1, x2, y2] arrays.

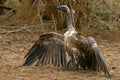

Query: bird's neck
[[66, 12, 75, 32]]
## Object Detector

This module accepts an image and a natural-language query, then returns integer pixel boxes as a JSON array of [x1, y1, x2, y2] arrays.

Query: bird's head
[[57, 5, 70, 14]]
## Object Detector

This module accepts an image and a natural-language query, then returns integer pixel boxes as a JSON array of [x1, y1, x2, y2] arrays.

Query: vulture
[[23, 5, 111, 78]]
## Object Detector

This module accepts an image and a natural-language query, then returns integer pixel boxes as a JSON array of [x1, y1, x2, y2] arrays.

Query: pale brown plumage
[[23, 5, 111, 78], [57, 5, 111, 78]]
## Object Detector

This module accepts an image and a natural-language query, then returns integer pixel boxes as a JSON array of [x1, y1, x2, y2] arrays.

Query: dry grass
[[17, 0, 120, 31], [0, 0, 120, 33]]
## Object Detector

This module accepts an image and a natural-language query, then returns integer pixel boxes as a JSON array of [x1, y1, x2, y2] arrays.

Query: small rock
[[112, 67, 116, 69]]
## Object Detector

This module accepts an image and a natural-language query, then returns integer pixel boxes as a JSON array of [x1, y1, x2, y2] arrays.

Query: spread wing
[[23, 33, 67, 68], [87, 37, 111, 78], [75, 34, 111, 78]]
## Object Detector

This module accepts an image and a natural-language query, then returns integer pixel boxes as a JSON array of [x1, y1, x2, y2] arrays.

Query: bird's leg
[[66, 59, 78, 71], [65, 52, 78, 71], [73, 53, 79, 71], [65, 52, 73, 70], [66, 59, 71, 70]]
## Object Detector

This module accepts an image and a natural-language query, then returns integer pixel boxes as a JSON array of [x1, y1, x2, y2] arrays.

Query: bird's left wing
[[87, 37, 111, 78], [79, 36, 111, 78]]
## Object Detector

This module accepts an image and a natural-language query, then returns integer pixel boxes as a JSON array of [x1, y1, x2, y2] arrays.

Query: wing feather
[[75, 34, 111, 78], [41, 46, 48, 65], [60, 43, 66, 67], [35, 45, 46, 66], [84, 36, 111, 78], [92, 46, 111, 78], [23, 33, 67, 68], [23, 45, 43, 66]]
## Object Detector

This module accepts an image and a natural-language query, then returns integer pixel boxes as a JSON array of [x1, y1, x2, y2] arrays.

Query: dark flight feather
[[23, 33, 67, 68], [76, 36, 111, 78]]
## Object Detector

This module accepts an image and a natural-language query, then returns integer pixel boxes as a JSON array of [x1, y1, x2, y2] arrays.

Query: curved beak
[[56, 5, 68, 13], [56, 6, 62, 10]]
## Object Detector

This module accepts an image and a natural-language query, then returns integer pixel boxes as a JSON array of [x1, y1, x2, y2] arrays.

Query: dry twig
[[0, 5, 13, 10], [37, 0, 44, 33], [52, 14, 57, 32], [3, 47, 17, 53], [0, 9, 16, 21], [0, 26, 34, 35]]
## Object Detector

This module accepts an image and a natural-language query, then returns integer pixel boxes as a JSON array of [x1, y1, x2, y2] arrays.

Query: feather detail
[[23, 33, 68, 68]]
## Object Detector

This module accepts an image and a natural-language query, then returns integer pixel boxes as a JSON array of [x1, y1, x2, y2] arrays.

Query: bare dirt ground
[[0, 25, 120, 80]]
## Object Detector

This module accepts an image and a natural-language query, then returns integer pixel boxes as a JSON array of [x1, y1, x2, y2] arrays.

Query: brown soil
[[0, 25, 120, 80]]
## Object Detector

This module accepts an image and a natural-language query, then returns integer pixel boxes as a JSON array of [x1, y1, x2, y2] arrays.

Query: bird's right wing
[[23, 32, 67, 68]]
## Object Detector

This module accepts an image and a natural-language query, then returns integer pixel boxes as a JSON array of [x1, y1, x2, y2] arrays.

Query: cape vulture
[[23, 5, 111, 78]]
